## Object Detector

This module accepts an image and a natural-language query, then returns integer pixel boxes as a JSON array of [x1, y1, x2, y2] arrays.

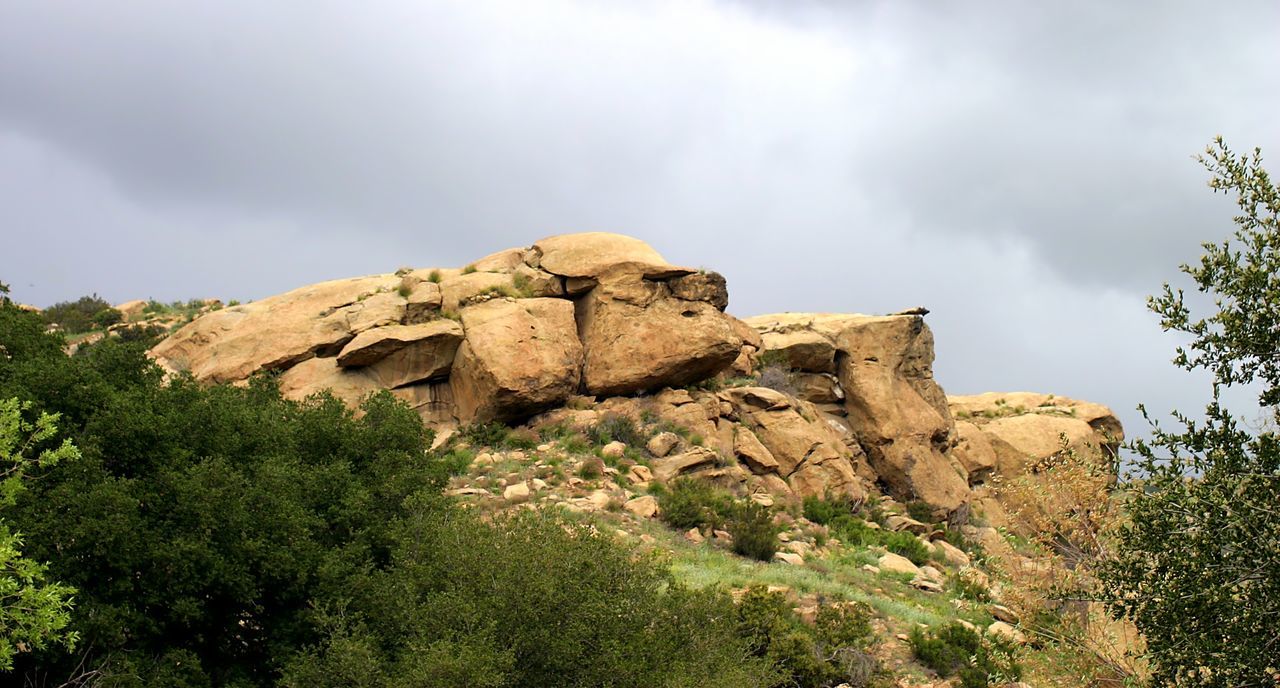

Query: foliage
[[587, 413, 646, 448], [735, 586, 878, 688], [284, 508, 777, 688], [908, 622, 1021, 688], [727, 500, 780, 562], [802, 494, 858, 526], [0, 303, 782, 686], [41, 294, 114, 334], [905, 500, 935, 524], [658, 478, 737, 531], [0, 398, 80, 671], [457, 420, 512, 448], [800, 496, 931, 564], [1098, 138, 1280, 687]]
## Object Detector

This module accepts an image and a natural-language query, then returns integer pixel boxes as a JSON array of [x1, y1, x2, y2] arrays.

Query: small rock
[[646, 432, 680, 457], [685, 527, 705, 544], [934, 539, 972, 568], [918, 565, 945, 584], [987, 621, 1025, 644], [774, 552, 805, 566], [860, 564, 880, 574], [624, 495, 660, 518], [639, 533, 656, 545], [884, 515, 930, 534], [601, 441, 627, 459], [777, 531, 792, 543], [536, 443, 553, 452], [529, 478, 548, 492], [474, 452, 496, 465], [627, 464, 653, 484], [910, 577, 944, 593], [749, 492, 775, 507], [503, 482, 530, 501], [957, 619, 977, 632], [877, 552, 921, 576], [989, 604, 1019, 624]]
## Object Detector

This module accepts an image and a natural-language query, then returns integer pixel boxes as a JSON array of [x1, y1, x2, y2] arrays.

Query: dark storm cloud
[[1, 0, 1277, 441]]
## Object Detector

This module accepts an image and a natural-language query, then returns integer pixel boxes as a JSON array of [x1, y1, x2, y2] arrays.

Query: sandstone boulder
[[576, 279, 742, 396], [151, 275, 404, 383], [450, 298, 583, 422], [531, 232, 692, 281], [335, 321, 464, 388]]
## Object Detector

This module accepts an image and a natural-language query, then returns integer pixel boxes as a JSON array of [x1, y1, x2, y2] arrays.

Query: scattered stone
[[877, 552, 921, 576], [601, 441, 627, 459], [646, 432, 680, 458], [910, 578, 944, 593], [503, 482, 530, 501], [685, 528, 705, 544], [884, 515, 930, 534], [624, 495, 659, 518], [861, 564, 880, 574], [987, 621, 1025, 644], [934, 539, 972, 568], [774, 552, 805, 566], [989, 604, 1019, 624]]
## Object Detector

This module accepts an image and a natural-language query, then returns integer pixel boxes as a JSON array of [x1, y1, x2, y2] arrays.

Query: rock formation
[[149, 232, 1122, 518]]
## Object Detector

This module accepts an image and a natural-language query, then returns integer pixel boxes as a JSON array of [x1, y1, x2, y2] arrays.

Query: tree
[[1100, 138, 1280, 686], [0, 398, 80, 671]]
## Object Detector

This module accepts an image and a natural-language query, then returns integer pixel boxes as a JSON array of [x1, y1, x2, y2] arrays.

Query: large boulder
[[150, 275, 403, 383], [450, 298, 583, 422], [530, 232, 692, 282], [746, 313, 969, 515], [335, 321, 464, 388], [577, 280, 742, 396]]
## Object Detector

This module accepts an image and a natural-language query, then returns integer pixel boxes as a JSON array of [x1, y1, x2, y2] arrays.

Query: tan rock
[[624, 495, 660, 518], [627, 464, 654, 484], [987, 621, 1025, 644], [600, 441, 627, 459], [685, 527, 706, 544], [646, 432, 680, 458], [792, 372, 843, 403], [981, 413, 1102, 475], [733, 426, 779, 473], [335, 321, 463, 383], [952, 420, 998, 484], [151, 274, 402, 383], [774, 552, 805, 566], [470, 247, 526, 273], [439, 272, 515, 311], [503, 482, 531, 501], [577, 279, 742, 397], [449, 298, 583, 422], [403, 282, 443, 324], [884, 515, 930, 534], [877, 552, 920, 576], [667, 271, 729, 311], [934, 539, 971, 568], [115, 299, 148, 321], [989, 604, 1019, 624], [650, 447, 719, 482], [531, 232, 692, 280], [756, 328, 837, 373]]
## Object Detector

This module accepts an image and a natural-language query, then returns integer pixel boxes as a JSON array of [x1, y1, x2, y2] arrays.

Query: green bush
[[734, 586, 877, 688], [908, 622, 1021, 687], [728, 500, 779, 561], [657, 478, 736, 531], [587, 413, 646, 447], [457, 420, 511, 448], [802, 494, 858, 526], [881, 530, 932, 565], [41, 294, 114, 334], [90, 307, 122, 329], [905, 500, 935, 523]]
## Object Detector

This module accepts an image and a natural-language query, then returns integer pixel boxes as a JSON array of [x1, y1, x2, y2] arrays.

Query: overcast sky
[[2, 0, 1277, 443]]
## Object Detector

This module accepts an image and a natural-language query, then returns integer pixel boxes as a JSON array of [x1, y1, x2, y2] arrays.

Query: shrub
[[802, 494, 858, 526], [909, 622, 1021, 687], [657, 478, 735, 531], [728, 500, 779, 561], [427, 269, 442, 283], [906, 500, 935, 523], [457, 420, 511, 448], [41, 294, 114, 334], [462, 264, 477, 274], [90, 307, 123, 329], [734, 586, 876, 688], [587, 413, 645, 448], [881, 530, 932, 565]]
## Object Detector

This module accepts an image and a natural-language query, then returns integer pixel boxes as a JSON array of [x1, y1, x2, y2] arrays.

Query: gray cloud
[[1, 0, 1277, 443]]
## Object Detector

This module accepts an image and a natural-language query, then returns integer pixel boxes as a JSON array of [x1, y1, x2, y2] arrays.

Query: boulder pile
[[149, 232, 1122, 517]]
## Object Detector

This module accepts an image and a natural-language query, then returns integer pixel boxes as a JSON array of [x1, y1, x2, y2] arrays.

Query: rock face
[[746, 313, 969, 516]]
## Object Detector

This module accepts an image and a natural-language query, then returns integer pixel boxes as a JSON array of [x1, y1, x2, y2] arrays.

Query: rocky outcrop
[[746, 313, 969, 517], [149, 234, 746, 424], [150, 275, 403, 383], [148, 232, 1122, 513]]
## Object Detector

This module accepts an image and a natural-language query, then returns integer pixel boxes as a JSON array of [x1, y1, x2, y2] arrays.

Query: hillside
[[133, 232, 1128, 686]]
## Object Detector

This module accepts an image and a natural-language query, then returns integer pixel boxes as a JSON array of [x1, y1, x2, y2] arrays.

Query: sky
[[2, 0, 1277, 445]]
